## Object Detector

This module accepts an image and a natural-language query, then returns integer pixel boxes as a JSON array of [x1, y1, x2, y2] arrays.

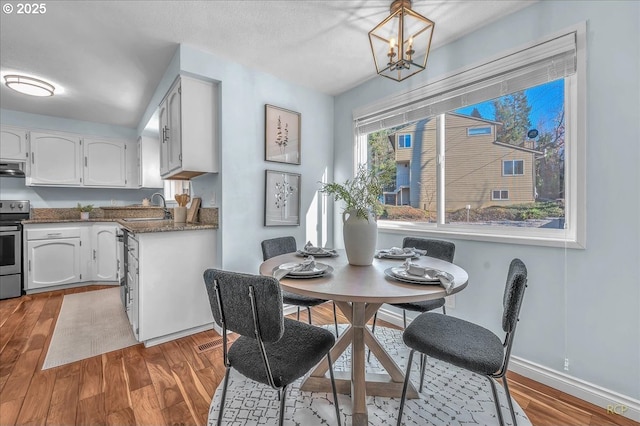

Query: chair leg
[[442, 305, 447, 315], [332, 302, 339, 337], [307, 307, 312, 324], [296, 306, 300, 321], [326, 352, 342, 426], [278, 384, 288, 426], [397, 350, 415, 426], [217, 367, 231, 426], [403, 310, 407, 329], [367, 312, 378, 362], [502, 376, 518, 426], [419, 353, 427, 392], [487, 376, 506, 426]]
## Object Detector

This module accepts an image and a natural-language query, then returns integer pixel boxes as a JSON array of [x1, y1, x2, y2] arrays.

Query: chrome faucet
[[151, 192, 172, 219]]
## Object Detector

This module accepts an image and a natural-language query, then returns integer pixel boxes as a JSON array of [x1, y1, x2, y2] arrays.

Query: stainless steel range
[[0, 200, 29, 300]]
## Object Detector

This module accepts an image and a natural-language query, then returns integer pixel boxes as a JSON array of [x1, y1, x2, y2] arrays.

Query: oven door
[[0, 225, 21, 276]]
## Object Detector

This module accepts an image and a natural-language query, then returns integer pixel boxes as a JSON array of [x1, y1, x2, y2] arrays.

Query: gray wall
[[334, 1, 639, 399]]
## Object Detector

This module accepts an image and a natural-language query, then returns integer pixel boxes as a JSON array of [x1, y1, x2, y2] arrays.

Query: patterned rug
[[208, 326, 531, 425], [42, 287, 138, 369]]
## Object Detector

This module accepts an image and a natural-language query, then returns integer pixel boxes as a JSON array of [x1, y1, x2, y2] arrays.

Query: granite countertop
[[23, 206, 219, 233]]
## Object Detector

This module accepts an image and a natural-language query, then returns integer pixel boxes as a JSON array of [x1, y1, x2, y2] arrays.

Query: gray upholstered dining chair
[[203, 269, 341, 426], [397, 258, 528, 426], [261, 236, 339, 336], [368, 236, 455, 390]]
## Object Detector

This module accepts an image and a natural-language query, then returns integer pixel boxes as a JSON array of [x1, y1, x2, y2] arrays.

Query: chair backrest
[[502, 258, 528, 333], [203, 269, 284, 342], [402, 237, 456, 262], [261, 236, 297, 261]]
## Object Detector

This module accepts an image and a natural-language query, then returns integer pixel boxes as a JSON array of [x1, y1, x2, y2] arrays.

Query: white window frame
[[467, 126, 492, 136], [492, 189, 510, 200], [398, 134, 412, 149], [163, 179, 191, 206], [353, 24, 587, 249], [502, 160, 525, 176]]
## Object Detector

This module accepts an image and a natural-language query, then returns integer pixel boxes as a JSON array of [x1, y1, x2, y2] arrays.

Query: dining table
[[259, 249, 469, 425]]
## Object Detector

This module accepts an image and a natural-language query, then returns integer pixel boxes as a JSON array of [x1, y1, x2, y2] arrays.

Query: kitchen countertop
[[23, 206, 219, 233]]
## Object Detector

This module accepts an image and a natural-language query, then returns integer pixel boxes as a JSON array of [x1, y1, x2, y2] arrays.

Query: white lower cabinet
[[24, 223, 120, 291], [92, 225, 118, 281], [26, 227, 82, 289], [131, 229, 216, 346]]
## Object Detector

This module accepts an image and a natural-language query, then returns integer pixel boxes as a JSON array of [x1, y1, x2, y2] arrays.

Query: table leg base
[[301, 372, 419, 399]]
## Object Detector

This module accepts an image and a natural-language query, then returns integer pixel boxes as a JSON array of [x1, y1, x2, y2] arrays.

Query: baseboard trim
[[143, 323, 213, 347], [377, 308, 639, 422], [509, 357, 640, 422]]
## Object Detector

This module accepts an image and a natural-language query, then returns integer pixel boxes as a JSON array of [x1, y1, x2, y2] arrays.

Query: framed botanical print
[[265, 104, 301, 164], [264, 170, 300, 226]]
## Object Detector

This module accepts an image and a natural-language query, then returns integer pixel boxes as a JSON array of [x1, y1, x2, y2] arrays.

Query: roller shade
[[355, 31, 577, 135]]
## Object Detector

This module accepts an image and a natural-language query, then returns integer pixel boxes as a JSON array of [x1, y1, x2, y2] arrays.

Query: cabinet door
[[166, 82, 182, 173], [84, 138, 127, 187], [0, 126, 28, 161], [158, 100, 170, 175], [28, 132, 82, 186], [138, 135, 162, 188], [93, 225, 117, 281], [27, 238, 81, 289]]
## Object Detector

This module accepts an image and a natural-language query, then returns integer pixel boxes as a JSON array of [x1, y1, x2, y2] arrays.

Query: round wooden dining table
[[259, 249, 469, 426]]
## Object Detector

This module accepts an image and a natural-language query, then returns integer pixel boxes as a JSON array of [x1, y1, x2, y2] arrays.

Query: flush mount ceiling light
[[4, 74, 55, 97], [369, 0, 435, 82]]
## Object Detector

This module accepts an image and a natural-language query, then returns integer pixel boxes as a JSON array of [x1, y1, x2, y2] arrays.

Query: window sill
[[378, 220, 585, 249]]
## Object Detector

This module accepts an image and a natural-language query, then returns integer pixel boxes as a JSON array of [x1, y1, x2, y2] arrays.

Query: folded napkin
[[273, 256, 316, 280], [302, 241, 336, 256], [375, 247, 427, 258], [402, 259, 454, 294]]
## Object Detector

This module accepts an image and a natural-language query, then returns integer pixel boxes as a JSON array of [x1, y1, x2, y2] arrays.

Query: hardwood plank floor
[[0, 286, 637, 426]]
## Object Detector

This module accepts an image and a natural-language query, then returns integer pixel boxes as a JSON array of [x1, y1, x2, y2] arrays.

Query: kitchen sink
[[123, 217, 170, 222]]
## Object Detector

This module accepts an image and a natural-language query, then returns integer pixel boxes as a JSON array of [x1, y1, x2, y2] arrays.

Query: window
[[354, 26, 586, 248], [467, 126, 492, 136], [163, 179, 191, 205], [492, 190, 509, 200], [503, 160, 524, 176], [398, 134, 411, 148]]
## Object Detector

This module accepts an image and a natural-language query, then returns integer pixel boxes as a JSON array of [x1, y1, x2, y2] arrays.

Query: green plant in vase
[[77, 203, 94, 220]]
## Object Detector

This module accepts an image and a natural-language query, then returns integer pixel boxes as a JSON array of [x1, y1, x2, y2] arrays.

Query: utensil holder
[[174, 206, 187, 224]]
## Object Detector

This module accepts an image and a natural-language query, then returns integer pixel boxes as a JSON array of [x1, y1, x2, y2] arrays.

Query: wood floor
[[0, 285, 637, 426]]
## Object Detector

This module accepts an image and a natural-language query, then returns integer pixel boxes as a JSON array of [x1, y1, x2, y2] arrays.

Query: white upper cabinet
[[28, 131, 83, 186], [158, 75, 218, 179], [83, 138, 127, 187], [137, 135, 163, 188], [0, 125, 29, 162]]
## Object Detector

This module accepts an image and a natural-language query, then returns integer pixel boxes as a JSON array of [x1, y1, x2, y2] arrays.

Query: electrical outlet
[[445, 295, 455, 309], [564, 358, 570, 371]]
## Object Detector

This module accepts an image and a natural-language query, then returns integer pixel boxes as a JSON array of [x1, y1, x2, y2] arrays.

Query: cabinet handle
[[47, 232, 62, 237], [85, 157, 88, 167], [162, 127, 166, 143], [93, 249, 96, 260], [29, 260, 31, 272], [164, 126, 170, 142]]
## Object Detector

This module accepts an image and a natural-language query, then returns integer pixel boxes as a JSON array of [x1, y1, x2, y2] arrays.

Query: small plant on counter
[[76, 203, 94, 212]]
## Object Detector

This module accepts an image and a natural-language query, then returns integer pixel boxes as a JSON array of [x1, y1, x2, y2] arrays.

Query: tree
[[368, 130, 396, 190], [535, 108, 565, 201], [493, 91, 532, 145]]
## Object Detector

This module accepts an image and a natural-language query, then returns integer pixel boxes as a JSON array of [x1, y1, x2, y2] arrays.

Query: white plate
[[278, 262, 330, 276], [387, 266, 453, 283], [296, 249, 338, 258], [378, 251, 417, 259]]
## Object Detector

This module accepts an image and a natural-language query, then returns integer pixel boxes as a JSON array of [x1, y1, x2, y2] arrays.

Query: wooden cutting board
[[187, 197, 201, 223]]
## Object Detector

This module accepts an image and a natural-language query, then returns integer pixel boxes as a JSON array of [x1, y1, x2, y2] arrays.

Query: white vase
[[342, 209, 377, 266], [80, 211, 90, 220]]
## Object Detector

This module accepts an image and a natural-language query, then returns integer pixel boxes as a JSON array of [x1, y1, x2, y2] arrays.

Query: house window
[[164, 179, 191, 205], [467, 126, 492, 136], [503, 160, 524, 176], [398, 134, 411, 148], [355, 25, 586, 248], [492, 190, 509, 200]]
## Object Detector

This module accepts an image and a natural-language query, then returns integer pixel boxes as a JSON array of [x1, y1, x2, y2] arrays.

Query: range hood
[[0, 162, 26, 177]]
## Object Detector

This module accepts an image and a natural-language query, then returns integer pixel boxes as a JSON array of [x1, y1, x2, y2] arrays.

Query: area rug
[[42, 287, 138, 369], [208, 326, 531, 425]]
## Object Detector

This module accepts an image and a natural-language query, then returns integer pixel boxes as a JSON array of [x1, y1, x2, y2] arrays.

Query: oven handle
[[0, 225, 20, 232]]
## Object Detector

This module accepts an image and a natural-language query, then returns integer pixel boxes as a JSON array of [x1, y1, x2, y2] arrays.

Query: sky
[[455, 79, 565, 135]]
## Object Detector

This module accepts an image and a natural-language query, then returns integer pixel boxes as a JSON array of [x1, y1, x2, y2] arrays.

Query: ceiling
[[0, 1, 536, 129]]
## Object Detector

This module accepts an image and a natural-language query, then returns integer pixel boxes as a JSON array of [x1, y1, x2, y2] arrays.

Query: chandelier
[[369, 0, 435, 82]]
